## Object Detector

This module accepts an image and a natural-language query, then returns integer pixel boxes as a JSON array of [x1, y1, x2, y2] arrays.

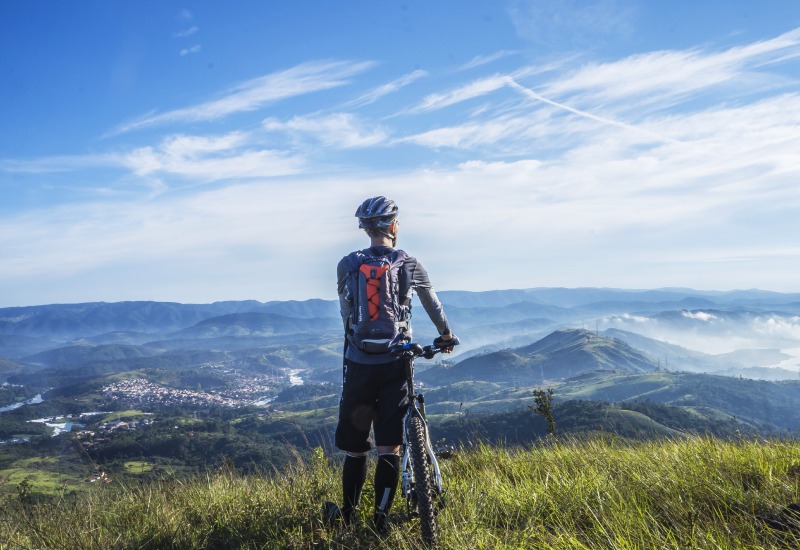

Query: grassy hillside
[[555, 370, 800, 432], [2, 437, 799, 549]]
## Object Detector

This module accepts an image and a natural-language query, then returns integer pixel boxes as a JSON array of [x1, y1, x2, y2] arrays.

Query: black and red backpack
[[344, 249, 411, 354]]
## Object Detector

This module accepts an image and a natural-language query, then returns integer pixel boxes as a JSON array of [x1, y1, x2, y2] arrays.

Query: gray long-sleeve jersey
[[337, 245, 452, 364]]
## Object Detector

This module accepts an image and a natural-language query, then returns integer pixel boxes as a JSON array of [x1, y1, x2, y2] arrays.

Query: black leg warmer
[[341, 454, 367, 520], [373, 453, 401, 515]]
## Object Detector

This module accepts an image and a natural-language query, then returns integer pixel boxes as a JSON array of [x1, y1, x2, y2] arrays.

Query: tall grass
[[2, 437, 799, 549]]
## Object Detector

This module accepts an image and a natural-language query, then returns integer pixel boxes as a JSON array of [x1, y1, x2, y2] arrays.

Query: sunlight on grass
[[1, 437, 798, 549], [123, 461, 154, 475]]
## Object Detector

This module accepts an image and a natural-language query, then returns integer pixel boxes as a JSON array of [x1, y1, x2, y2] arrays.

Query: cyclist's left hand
[[434, 334, 459, 353]]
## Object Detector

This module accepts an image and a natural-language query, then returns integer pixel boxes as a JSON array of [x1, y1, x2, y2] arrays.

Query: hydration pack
[[345, 249, 410, 354]]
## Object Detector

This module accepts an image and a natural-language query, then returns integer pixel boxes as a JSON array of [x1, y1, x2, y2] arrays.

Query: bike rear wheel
[[408, 414, 438, 546]]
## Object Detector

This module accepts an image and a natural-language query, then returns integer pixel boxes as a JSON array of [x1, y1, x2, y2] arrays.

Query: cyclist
[[332, 196, 456, 532]]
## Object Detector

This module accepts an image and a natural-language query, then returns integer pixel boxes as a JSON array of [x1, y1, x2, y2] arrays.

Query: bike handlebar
[[390, 336, 460, 360]]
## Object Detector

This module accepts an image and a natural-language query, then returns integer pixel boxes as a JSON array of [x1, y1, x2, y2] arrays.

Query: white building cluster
[[101, 378, 240, 408]]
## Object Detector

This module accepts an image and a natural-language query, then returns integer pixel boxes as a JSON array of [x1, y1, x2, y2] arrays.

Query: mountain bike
[[391, 337, 459, 546]]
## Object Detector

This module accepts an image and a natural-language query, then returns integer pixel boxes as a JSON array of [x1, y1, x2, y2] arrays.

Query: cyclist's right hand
[[433, 334, 459, 353]]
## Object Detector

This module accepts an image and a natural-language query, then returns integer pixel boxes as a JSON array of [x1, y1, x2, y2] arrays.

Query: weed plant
[[1, 436, 799, 549]]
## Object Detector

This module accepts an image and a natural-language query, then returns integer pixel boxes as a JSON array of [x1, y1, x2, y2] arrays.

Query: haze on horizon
[[2, 1, 800, 307]]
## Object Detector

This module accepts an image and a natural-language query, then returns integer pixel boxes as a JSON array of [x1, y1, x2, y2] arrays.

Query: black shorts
[[334, 358, 409, 453]]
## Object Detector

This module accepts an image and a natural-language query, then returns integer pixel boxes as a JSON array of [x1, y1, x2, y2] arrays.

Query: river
[[0, 394, 43, 413]]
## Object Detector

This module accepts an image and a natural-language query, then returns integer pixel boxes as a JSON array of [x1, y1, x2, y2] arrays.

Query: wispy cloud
[[506, 79, 678, 144], [120, 131, 304, 182], [541, 28, 800, 111], [5, 27, 800, 305], [1, 130, 305, 183], [108, 60, 376, 135], [346, 69, 427, 108], [176, 26, 199, 38], [409, 74, 510, 113], [398, 117, 528, 149], [456, 50, 518, 71], [262, 113, 388, 148], [179, 44, 202, 56], [398, 28, 800, 155], [0, 178, 360, 303]]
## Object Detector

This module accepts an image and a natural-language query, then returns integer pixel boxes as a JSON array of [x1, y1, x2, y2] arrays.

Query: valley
[[1, 287, 800, 500]]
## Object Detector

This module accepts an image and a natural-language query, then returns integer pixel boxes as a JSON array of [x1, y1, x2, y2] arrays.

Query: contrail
[[506, 78, 680, 144]]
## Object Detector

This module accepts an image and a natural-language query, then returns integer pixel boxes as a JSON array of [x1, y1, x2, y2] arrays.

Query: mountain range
[[4, 286, 800, 505], [2, 287, 800, 375], [1, 287, 799, 434]]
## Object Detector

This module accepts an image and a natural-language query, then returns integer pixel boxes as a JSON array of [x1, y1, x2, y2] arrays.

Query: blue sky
[[2, 1, 800, 307]]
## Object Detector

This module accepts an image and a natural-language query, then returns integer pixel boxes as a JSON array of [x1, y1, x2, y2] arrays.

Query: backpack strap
[[392, 250, 411, 306]]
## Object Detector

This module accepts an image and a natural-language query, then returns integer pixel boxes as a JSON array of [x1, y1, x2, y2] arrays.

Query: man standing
[[329, 196, 457, 532]]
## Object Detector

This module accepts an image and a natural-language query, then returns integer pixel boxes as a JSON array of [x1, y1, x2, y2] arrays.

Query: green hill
[[23, 343, 162, 367], [554, 370, 800, 433], [3, 438, 799, 548], [422, 329, 659, 385]]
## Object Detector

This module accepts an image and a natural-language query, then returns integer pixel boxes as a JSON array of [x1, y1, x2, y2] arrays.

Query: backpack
[[345, 249, 411, 354]]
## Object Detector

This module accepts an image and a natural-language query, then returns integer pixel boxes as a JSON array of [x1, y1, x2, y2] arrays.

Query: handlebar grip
[[434, 334, 460, 348]]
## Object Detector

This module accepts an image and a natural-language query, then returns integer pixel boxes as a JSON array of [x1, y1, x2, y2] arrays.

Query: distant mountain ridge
[[437, 287, 800, 309], [3, 287, 800, 381], [173, 312, 339, 338], [4, 287, 799, 339], [0, 300, 340, 342]]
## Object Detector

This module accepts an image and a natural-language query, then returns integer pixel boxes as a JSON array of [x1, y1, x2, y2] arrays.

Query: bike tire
[[408, 415, 438, 546]]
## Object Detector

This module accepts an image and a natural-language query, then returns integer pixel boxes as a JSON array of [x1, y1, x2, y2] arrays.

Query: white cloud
[[262, 113, 388, 148], [541, 28, 800, 111], [457, 51, 518, 71], [395, 29, 800, 158], [0, 178, 363, 303], [682, 311, 718, 322], [5, 29, 800, 305], [753, 316, 800, 341], [1, 131, 305, 186], [108, 60, 376, 135], [409, 74, 510, 112], [179, 44, 202, 56], [176, 26, 199, 38], [399, 117, 527, 149], [618, 314, 652, 324], [507, 79, 677, 143], [121, 132, 304, 182], [346, 70, 427, 107]]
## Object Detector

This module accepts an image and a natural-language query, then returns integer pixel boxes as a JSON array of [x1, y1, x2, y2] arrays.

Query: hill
[[3, 438, 799, 548], [171, 312, 339, 338], [555, 369, 800, 433], [23, 343, 163, 368], [421, 329, 659, 385]]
